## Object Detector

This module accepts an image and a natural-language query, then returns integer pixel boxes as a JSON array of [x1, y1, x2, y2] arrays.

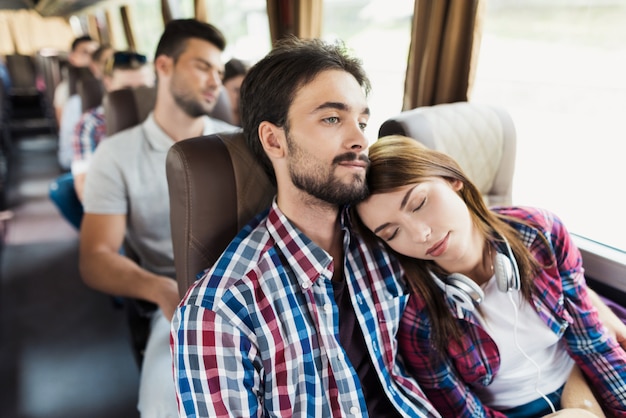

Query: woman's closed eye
[[412, 197, 426, 212], [384, 227, 399, 242]]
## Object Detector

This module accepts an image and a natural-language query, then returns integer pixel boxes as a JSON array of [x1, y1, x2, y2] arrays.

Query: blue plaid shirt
[[171, 199, 440, 417], [399, 206, 626, 417]]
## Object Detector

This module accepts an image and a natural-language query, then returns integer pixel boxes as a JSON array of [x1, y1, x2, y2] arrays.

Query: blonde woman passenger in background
[[354, 135, 626, 418]]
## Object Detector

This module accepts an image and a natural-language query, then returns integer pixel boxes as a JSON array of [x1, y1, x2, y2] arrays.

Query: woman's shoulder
[[491, 205, 561, 232]]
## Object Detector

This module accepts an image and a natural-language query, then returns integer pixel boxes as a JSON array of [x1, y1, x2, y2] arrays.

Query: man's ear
[[154, 55, 173, 78], [258, 121, 285, 159]]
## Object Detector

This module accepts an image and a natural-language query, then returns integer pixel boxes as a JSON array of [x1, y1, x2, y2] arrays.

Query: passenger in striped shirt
[[71, 50, 154, 201], [171, 38, 441, 417], [355, 135, 626, 418]]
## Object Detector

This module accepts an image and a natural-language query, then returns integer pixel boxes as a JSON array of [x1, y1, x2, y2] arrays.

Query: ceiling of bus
[[0, 0, 108, 16]]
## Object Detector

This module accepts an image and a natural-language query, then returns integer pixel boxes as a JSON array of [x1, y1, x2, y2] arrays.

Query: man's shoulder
[[99, 122, 145, 148], [90, 123, 146, 165], [204, 116, 239, 134], [213, 214, 273, 278], [185, 212, 274, 304], [492, 206, 558, 234]]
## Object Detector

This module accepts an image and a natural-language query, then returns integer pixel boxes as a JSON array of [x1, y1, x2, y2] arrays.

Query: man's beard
[[287, 133, 369, 206], [170, 75, 215, 118]]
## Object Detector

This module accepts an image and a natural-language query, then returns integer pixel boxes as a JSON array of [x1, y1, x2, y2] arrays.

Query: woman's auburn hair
[[355, 135, 542, 356]]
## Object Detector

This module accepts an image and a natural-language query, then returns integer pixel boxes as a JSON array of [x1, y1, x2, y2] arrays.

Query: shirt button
[[349, 406, 359, 415], [323, 303, 332, 312], [302, 282, 310, 290]]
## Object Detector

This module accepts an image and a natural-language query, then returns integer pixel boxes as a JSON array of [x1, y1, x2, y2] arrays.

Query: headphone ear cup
[[494, 252, 514, 292], [445, 273, 484, 309]]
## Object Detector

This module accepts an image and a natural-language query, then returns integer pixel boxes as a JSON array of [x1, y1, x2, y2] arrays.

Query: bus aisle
[[0, 133, 140, 418]]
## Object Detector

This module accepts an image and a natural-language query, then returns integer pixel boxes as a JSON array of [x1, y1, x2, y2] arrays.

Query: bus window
[[322, 0, 413, 143], [472, 1, 626, 252], [121, 0, 270, 64], [200, 0, 271, 64]]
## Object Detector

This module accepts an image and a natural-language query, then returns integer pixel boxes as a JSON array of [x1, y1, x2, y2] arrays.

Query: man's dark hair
[[240, 37, 370, 183], [223, 58, 248, 83], [71, 35, 93, 51], [154, 19, 226, 62]]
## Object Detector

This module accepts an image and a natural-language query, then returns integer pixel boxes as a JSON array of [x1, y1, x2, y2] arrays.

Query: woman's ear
[[451, 178, 464, 192], [258, 121, 285, 159]]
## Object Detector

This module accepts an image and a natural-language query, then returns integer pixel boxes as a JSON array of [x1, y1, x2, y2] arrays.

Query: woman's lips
[[426, 233, 449, 257]]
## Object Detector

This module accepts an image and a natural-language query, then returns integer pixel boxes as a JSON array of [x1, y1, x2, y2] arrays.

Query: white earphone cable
[[508, 292, 556, 414]]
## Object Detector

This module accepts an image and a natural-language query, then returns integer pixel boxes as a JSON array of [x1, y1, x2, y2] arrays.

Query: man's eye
[[196, 63, 210, 72], [359, 122, 367, 131], [324, 116, 339, 124]]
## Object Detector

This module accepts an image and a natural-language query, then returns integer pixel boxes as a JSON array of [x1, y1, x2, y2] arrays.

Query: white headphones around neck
[[430, 237, 521, 316]]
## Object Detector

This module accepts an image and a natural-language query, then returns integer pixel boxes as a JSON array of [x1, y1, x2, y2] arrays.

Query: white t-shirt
[[473, 276, 574, 409], [57, 94, 82, 170], [53, 79, 69, 110]]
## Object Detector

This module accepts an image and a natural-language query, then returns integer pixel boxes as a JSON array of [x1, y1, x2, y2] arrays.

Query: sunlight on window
[[472, 1, 626, 251], [323, 0, 413, 143], [204, 0, 270, 64]]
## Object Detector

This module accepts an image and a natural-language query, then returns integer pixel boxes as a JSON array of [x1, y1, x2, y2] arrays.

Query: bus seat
[[35, 50, 67, 115], [78, 77, 104, 112], [101, 85, 239, 363], [5, 54, 39, 97], [104, 85, 157, 137], [0, 80, 12, 156], [208, 87, 235, 125], [67, 66, 94, 97], [166, 131, 275, 297], [104, 86, 234, 137], [378, 102, 517, 207]]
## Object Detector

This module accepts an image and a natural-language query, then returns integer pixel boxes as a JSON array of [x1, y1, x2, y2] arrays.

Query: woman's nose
[[409, 221, 431, 244]]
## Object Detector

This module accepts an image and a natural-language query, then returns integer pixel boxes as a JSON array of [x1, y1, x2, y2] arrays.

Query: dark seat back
[[104, 86, 233, 137], [78, 77, 104, 112], [67, 66, 94, 96], [104, 85, 157, 136], [5, 54, 38, 96], [166, 132, 275, 296]]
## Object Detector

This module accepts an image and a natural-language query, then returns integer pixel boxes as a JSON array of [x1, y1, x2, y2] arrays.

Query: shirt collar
[[265, 199, 337, 288], [143, 113, 216, 152]]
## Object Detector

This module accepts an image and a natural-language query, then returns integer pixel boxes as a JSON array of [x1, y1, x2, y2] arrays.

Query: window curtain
[[267, 0, 323, 45], [195, 0, 209, 23], [0, 10, 74, 55], [403, 0, 484, 109], [161, 0, 174, 25], [120, 6, 137, 52]]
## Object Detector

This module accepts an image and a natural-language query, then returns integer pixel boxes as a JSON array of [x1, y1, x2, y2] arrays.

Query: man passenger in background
[[53, 35, 98, 125], [57, 43, 112, 171], [79, 19, 235, 418], [71, 50, 154, 201], [171, 37, 441, 418]]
